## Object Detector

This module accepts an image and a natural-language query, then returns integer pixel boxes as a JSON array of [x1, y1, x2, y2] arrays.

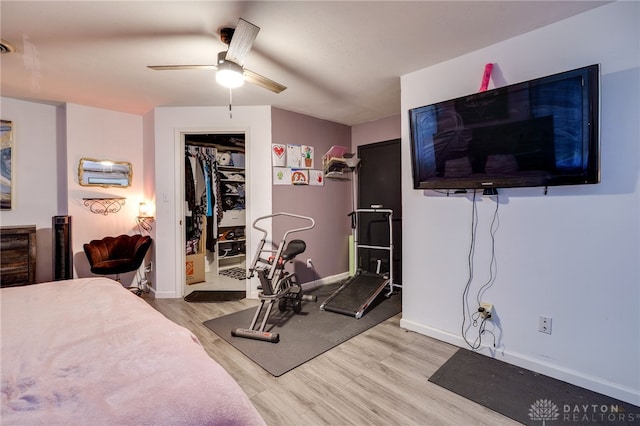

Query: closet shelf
[[218, 253, 246, 261], [219, 238, 246, 244]]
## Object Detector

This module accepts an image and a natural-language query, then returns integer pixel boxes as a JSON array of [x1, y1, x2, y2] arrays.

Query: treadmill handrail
[[353, 208, 399, 295]]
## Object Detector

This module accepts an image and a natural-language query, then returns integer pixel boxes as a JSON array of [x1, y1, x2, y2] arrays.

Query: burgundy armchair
[[83, 234, 152, 285]]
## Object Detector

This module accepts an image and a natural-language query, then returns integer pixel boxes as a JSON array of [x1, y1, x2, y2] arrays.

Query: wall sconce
[[136, 202, 154, 232]]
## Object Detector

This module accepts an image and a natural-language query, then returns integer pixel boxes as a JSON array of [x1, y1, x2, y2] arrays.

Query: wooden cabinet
[[1, 225, 36, 287]]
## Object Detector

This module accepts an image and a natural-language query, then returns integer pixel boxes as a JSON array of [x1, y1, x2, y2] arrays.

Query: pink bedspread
[[1, 278, 265, 425]]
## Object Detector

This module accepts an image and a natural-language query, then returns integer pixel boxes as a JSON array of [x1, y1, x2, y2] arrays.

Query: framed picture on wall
[[1, 120, 14, 210]]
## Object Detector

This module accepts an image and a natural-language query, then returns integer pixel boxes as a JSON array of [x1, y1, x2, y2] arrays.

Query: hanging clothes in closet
[[185, 145, 223, 255]]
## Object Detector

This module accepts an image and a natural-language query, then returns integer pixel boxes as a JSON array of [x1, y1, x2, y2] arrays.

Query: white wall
[[400, 2, 640, 405], [65, 104, 146, 284], [152, 106, 272, 298], [0, 98, 62, 282]]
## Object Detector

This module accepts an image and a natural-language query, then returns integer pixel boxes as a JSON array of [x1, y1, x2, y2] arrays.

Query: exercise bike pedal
[[302, 294, 317, 302]]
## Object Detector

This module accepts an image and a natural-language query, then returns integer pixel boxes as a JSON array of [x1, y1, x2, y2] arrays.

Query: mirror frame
[[78, 158, 132, 188]]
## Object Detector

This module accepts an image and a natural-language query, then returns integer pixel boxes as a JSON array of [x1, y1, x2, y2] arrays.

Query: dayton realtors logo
[[528, 399, 640, 424], [529, 399, 560, 425]]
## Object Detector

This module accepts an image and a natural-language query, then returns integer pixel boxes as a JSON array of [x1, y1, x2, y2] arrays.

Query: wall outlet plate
[[539, 315, 552, 334], [479, 302, 493, 319]]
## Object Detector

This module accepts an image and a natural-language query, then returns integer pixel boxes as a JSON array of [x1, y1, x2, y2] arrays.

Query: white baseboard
[[245, 271, 348, 299], [301, 271, 349, 291], [152, 271, 350, 300], [151, 289, 180, 299], [400, 318, 640, 406]]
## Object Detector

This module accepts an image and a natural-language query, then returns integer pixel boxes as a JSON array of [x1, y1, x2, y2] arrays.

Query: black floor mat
[[184, 290, 246, 303], [429, 348, 640, 425]]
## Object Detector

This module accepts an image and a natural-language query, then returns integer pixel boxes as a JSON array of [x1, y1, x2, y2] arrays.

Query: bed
[[0, 278, 265, 425]]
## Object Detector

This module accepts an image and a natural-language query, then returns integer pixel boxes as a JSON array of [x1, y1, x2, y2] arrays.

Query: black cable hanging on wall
[[461, 190, 500, 350]]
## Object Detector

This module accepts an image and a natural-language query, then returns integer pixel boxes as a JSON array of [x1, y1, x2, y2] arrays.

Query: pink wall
[[351, 114, 401, 149], [271, 108, 352, 283]]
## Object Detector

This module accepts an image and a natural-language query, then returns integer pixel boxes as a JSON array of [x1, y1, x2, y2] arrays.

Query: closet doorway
[[183, 133, 247, 297]]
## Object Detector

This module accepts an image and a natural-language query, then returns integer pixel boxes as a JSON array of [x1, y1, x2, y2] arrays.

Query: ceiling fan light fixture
[[216, 60, 244, 89]]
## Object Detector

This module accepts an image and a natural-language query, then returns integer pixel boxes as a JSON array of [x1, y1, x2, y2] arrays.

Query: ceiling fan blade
[[244, 68, 287, 94], [225, 18, 259, 66], [147, 65, 217, 71]]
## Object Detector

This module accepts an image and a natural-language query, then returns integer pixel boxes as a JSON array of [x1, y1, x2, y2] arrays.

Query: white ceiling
[[0, 1, 608, 126]]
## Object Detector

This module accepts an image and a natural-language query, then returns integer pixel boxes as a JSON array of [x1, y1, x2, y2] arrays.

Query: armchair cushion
[[84, 234, 152, 275]]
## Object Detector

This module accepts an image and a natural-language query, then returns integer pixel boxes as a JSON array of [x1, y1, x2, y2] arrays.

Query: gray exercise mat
[[203, 284, 401, 376]]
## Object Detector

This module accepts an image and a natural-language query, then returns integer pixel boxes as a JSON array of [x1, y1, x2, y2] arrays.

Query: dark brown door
[[357, 139, 402, 285]]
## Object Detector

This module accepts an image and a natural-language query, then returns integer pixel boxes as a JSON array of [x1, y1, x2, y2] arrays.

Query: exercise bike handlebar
[[248, 213, 315, 280], [252, 212, 315, 241]]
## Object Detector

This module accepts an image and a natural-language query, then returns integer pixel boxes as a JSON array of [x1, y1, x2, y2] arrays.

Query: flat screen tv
[[409, 64, 599, 190]]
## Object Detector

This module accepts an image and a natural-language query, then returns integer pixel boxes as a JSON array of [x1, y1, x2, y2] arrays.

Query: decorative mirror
[[78, 158, 132, 188]]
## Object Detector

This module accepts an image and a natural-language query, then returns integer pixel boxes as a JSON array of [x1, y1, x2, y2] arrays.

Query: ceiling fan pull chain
[[229, 88, 233, 119]]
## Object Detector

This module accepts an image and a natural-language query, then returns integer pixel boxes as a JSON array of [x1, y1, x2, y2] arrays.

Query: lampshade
[[138, 202, 153, 218], [216, 60, 244, 89]]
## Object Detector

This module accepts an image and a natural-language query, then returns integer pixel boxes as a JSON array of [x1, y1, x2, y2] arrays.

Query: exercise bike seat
[[281, 239, 306, 261]]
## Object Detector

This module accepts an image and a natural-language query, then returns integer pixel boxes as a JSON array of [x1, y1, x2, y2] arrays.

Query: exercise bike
[[231, 212, 317, 343]]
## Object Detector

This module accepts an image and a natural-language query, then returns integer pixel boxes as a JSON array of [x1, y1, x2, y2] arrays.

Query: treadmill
[[320, 208, 400, 319]]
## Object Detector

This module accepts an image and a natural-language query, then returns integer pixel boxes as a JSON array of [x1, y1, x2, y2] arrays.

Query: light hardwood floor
[[145, 294, 520, 426]]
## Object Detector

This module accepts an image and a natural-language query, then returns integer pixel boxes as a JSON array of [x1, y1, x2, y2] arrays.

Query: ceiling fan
[[148, 18, 286, 94]]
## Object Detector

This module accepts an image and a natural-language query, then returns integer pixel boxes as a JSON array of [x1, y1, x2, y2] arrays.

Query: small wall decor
[[82, 197, 126, 215], [271, 143, 286, 167], [273, 167, 291, 185], [291, 168, 309, 185], [286, 144, 303, 168], [1, 120, 13, 210], [302, 145, 314, 168], [309, 169, 324, 186], [271, 143, 322, 188]]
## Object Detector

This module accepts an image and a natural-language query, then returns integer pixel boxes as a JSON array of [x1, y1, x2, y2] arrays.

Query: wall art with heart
[[271, 143, 286, 167]]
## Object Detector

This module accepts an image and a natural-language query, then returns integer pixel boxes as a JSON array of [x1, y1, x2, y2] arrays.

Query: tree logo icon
[[529, 399, 560, 425]]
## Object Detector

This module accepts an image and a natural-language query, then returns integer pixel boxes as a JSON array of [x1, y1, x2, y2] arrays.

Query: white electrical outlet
[[479, 302, 493, 319], [306, 259, 313, 268], [539, 315, 552, 334]]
